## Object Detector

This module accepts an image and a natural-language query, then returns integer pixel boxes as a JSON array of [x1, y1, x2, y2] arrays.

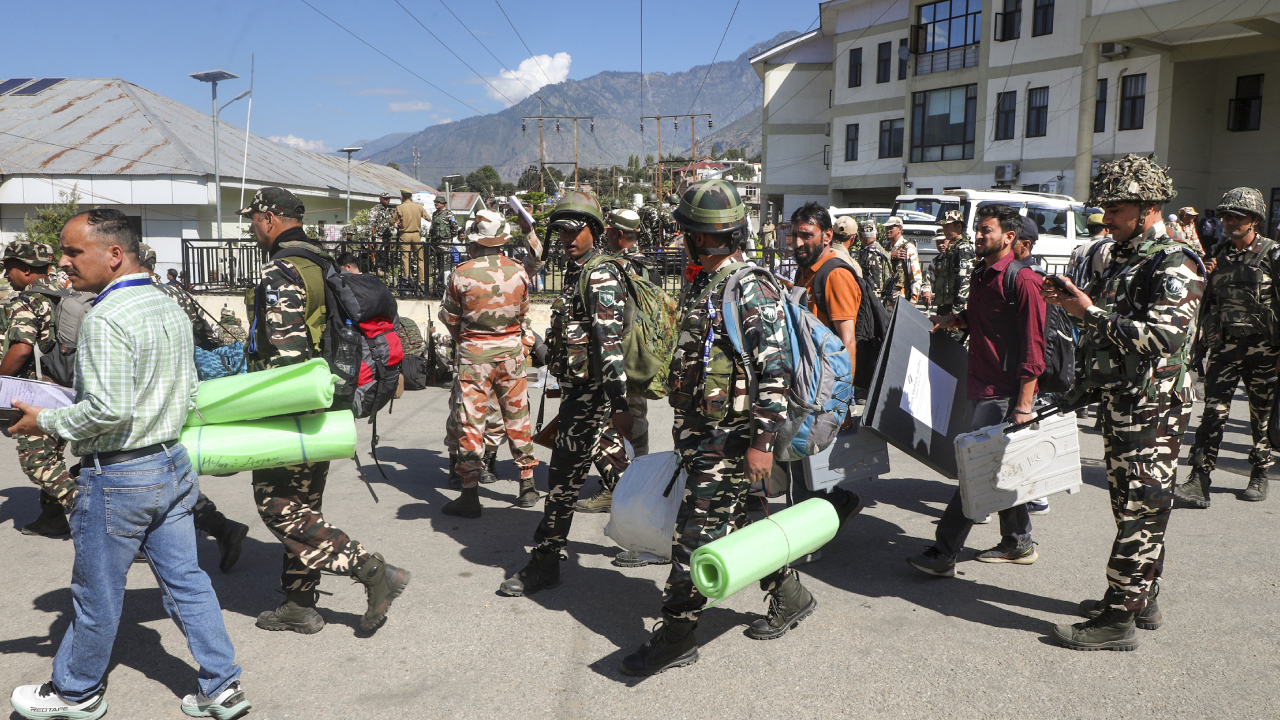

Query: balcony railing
[[915, 45, 979, 76]]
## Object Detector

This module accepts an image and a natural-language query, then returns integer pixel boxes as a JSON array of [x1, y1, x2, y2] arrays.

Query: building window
[[1026, 86, 1048, 137], [914, 0, 982, 75], [994, 91, 1017, 140], [877, 42, 892, 83], [898, 39, 909, 80], [996, 0, 1021, 42], [1229, 74, 1264, 132], [879, 118, 904, 159], [848, 47, 862, 88], [1032, 0, 1054, 36], [1094, 78, 1108, 133], [1119, 73, 1146, 131], [845, 123, 859, 161], [910, 84, 977, 162]]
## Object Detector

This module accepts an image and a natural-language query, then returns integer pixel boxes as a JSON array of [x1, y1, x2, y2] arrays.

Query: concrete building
[[752, 0, 1280, 238], [0, 77, 432, 274]]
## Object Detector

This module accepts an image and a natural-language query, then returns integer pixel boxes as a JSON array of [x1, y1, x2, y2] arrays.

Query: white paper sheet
[[0, 377, 76, 410], [899, 346, 957, 436]]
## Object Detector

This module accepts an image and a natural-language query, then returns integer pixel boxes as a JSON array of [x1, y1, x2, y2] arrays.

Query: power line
[[493, 0, 581, 116], [435, 0, 541, 101], [392, 0, 522, 108], [686, 0, 742, 114]]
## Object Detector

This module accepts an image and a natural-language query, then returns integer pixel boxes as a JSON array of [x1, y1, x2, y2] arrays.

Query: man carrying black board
[[908, 204, 1047, 577]]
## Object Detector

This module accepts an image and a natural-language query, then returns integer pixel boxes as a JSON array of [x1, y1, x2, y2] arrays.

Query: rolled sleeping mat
[[180, 411, 356, 475], [690, 498, 839, 601], [187, 358, 337, 426]]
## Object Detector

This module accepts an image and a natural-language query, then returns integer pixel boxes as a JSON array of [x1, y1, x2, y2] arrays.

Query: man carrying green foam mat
[[186, 358, 336, 426], [619, 180, 820, 677]]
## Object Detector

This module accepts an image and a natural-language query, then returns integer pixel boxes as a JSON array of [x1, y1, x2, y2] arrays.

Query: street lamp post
[[190, 69, 244, 240], [340, 147, 363, 226]]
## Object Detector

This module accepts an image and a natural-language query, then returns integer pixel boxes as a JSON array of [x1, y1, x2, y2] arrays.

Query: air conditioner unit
[[1044, 180, 1060, 193], [994, 163, 1018, 183], [1100, 42, 1127, 58]]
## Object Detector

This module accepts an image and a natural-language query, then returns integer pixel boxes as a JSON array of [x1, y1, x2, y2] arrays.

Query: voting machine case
[[954, 412, 1083, 520], [801, 421, 890, 492]]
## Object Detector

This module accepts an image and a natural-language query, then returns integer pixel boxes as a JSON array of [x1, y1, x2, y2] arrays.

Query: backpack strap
[[811, 255, 857, 323], [998, 257, 1046, 375], [720, 263, 783, 403]]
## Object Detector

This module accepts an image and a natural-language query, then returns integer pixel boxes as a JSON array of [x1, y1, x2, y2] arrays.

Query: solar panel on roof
[[12, 78, 66, 96], [0, 78, 34, 95]]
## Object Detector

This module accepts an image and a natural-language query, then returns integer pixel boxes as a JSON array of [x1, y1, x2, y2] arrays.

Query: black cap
[[1019, 216, 1039, 245]]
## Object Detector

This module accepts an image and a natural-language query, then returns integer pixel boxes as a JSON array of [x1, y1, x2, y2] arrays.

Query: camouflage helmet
[[1216, 187, 1267, 222], [1088, 153, 1176, 207], [941, 209, 966, 225], [546, 189, 605, 236], [672, 178, 748, 235], [2, 240, 55, 268]]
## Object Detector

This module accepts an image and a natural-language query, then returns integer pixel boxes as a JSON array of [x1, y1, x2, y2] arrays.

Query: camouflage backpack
[[576, 253, 679, 399]]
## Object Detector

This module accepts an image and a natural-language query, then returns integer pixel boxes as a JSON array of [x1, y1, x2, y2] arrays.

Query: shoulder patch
[[1165, 275, 1186, 298], [761, 304, 779, 323], [265, 290, 280, 306], [598, 289, 615, 308]]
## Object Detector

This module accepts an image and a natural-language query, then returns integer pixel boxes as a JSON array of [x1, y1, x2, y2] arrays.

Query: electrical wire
[[393, 0, 523, 108], [435, 0, 541, 102], [686, 0, 742, 114], [493, 0, 581, 116]]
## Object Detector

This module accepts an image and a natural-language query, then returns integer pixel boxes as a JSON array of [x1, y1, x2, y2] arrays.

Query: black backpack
[[1001, 257, 1075, 395], [811, 257, 891, 390], [27, 288, 96, 388]]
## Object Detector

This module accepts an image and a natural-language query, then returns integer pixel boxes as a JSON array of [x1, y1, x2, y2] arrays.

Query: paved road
[[1, 385, 1277, 720]]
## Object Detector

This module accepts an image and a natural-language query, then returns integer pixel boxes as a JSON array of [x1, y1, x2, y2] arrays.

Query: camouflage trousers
[[627, 392, 650, 457], [253, 461, 372, 593], [1189, 341, 1279, 473], [444, 373, 505, 452], [532, 384, 629, 553], [663, 413, 788, 621], [17, 433, 76, 509], [1099, 392, 1192, 611], [454, 354, 538, 486]]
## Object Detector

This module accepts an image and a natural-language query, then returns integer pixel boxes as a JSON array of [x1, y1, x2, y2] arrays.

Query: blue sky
[[7, 0, 815, 153]]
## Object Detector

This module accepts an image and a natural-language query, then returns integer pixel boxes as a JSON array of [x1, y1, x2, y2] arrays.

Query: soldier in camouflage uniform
[[638, 193, 677, 249], [884, 215, 924, 306], [218, 307, 248, 344], [1042, 155, 1205, 651], [137, 244, 249, 572], [856, 220, 891, 302], [497, 191, 632, 598], [1175, 187, 1280, 507], [621, 179, 815, 676], [604, 207, 654, 457], [240, 186, 411, 634], [437, 209, 538, 517], [429, 196, 461, 290], [0, 241, 76, 538], [368, 192, 396, 245], [932, 209, 976, 323]]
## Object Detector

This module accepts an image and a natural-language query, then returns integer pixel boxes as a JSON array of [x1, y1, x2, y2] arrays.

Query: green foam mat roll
[[180, 411, 356, 475], [691, 498, 839, 601], [187, 358, 337, 426]]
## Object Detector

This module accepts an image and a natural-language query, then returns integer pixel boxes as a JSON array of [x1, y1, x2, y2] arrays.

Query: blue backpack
[[721, 265, 855, 462]]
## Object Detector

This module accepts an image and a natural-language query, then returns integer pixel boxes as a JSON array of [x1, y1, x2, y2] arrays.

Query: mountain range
[[356, 31, 798, 184]]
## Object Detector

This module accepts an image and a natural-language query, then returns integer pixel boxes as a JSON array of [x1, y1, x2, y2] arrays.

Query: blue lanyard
[[701, 295, 717, 367], [90, 277, 152, 306]]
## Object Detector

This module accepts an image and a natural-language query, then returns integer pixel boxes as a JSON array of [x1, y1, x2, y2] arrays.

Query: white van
[[891, 190, 1089, 271]]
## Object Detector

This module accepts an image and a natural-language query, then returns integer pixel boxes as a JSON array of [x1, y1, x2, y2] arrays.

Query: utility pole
[[412, 144, 420, 181], [522, 106, 594, 195], [641, 114, 712, 198]]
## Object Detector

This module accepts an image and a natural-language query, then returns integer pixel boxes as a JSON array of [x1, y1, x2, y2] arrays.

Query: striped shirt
[[38, 272, 195, 455]]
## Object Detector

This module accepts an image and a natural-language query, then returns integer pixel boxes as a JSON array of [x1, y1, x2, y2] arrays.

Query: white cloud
[[387, 100, 434, 113], [484, 52, 571, 106], [268, 134, 330, 153]]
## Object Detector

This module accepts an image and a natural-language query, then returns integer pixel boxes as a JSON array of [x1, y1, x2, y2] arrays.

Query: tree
[[18, 185, 82, 258], [465, 165, 503, 200], [387, 162, 400, 172], [723, 147, 744, 161], [725, 165, 756, 181]]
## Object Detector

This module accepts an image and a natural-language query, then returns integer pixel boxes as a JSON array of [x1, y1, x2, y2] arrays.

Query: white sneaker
[[1027, 499, 1051, 515], [973, 514, 992, 524], [10, 682, 106, 720], [181, 680, 251, 719]]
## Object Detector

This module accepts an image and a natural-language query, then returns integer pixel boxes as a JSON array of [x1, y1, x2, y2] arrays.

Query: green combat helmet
[[1216, 187, 1268, 222], [1088, 153, 1176, 207], [645, 193, 657, 204], [546, 189, 606, 238], [672, 178, 748, 236]]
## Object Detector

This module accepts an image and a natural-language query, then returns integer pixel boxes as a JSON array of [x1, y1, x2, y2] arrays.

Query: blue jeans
[[51, 444, 240, 702]]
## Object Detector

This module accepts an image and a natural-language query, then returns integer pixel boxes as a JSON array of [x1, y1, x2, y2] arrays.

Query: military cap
[[859, 220, 878, 233], [1088, 153, 1176, 206], [832, 216, 859, 239], [1178, 206, 1198, 216], [606, 208, 642, 233], [672, 179, 748, 235], [379, 192, 392, 199], [138, 242, 157, 269], [2, 240, 56, 267], [466, 208, 511, 247], [433, 195, 447, 205], [1018, 216, 1039, 245], [882, 215, 904, 228], [238, 186, 305, 219], [942, 209, 966, 225], [1216, 187, 1267, 222], [1087, 212, 1105, 226], [400, 188, 414, 196]]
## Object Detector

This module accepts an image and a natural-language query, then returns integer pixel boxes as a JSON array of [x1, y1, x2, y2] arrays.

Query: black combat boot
[[515, 477, 539, 508], [447, 453, 463, 490], [1052, 607, 1138, 651], [255, 591, 325, 635], [212, 519, 249, 573], [1243, 466, 1269, 502], [497, 547, 561, 597], [1173, 468, 1211, 509], [354, 553, 412, 631], [20, 494, 70, 538], [1078, 581, 1162, 630], [745, 568, 818, 640], [443, 486, 482, 518], [480, 451, 499, 484], [619, 611, 699, 676]]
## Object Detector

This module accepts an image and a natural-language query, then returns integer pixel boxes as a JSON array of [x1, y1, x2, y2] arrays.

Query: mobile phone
[[1046, 274, 1072, 292]]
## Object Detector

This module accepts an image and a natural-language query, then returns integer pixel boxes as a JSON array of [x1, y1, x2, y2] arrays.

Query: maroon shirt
[[958, 250, 1047, 400]]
